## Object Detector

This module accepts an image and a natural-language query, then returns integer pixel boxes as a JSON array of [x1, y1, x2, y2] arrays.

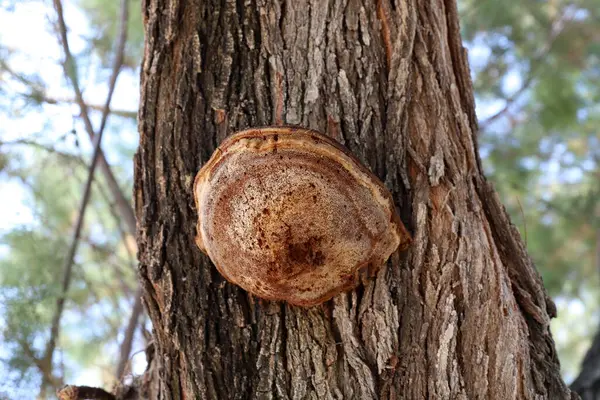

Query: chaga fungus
[[194, 126, 411, 306]]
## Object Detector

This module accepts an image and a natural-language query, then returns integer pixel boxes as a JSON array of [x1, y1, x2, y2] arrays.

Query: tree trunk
[[570, 232, 600, 399], [134, 0, 575, 398], [572, 324, 600, 399]]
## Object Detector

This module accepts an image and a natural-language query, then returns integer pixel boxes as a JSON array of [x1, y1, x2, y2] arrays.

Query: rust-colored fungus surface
[[194, 127, 411, 306]]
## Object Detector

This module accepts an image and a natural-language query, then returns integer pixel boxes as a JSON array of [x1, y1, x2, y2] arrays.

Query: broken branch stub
[[194, 127, 411, 306]]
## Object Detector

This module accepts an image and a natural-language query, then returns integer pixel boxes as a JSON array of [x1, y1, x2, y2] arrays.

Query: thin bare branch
[[33, 94, 137, 119], [0, 138, 85, 166], [42, 0, 132, 393], [479, 14, 570, 130], [596, 228, 600, 278], [42, 75, 107, 393], [18, 339, 63, 390], [2, 138, 139, 266], [53, 0, 136, 235], [116, 289, 144, 378], [2, 136, 140, 309], [479, 72, 538, 130], [97, 0, 129, 137], [0, 59, 136, 119]]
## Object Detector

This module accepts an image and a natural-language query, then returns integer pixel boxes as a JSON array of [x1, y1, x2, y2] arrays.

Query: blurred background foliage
[[0, 0, 598, 398]]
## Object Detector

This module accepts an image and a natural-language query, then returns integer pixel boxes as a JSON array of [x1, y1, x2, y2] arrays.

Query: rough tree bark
[[134, 0, 576, 398]]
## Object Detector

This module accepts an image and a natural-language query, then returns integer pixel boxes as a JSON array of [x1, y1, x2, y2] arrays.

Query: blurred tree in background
[[0, 0, 144, 398], [0, 0, 598, 398], [459, 0, 600, 388]]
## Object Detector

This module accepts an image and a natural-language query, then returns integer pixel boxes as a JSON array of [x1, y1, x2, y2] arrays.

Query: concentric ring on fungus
[[194, 127, 411, 306]]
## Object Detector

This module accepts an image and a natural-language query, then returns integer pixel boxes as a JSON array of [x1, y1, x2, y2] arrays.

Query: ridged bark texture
[[134, 0, 576, 398]]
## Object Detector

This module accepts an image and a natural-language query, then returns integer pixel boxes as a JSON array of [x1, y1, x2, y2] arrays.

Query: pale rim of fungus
[[194, 126, 412, 306]]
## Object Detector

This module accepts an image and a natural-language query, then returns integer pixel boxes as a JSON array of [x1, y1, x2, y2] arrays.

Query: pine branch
[[116, 288, 144, 379]]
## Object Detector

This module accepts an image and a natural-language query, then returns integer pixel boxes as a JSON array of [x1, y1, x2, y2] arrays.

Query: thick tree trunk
[[134, 0, 575, 398]]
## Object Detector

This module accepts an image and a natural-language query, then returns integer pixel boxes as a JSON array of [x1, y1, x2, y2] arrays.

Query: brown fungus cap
[[194, 127, 411, 306]]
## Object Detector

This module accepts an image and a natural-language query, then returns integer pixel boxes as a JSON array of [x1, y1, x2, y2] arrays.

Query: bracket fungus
[[194, 127, 411, 306]]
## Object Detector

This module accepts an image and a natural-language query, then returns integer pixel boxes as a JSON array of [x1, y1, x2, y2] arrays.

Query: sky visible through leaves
[[0, 0, 599, 398]]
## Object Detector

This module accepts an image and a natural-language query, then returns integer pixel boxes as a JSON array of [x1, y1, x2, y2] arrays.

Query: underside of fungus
[[194, 127, 411, 306]]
